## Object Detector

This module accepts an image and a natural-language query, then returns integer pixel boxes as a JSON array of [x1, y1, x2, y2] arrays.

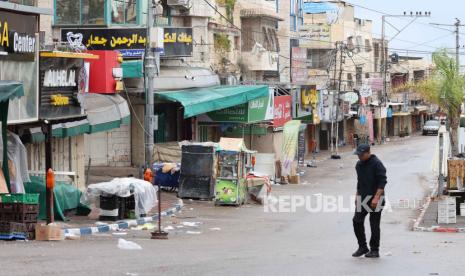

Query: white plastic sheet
[[6, 131, 30, 193], [82, 178, 158, 218]]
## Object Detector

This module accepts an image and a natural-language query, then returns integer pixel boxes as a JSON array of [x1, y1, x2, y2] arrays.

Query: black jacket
[[356, 155, 387, 198]]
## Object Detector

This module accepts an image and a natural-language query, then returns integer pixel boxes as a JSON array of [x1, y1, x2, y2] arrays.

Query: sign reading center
[[0, 11, 38, 56]]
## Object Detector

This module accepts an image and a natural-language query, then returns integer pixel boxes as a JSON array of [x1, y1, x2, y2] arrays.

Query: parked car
[[422, 120, 440, 135]]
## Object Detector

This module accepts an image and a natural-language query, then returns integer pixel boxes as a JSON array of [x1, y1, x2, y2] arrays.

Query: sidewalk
[[57, 191, 183, 236], [414, 197, 465, 232]]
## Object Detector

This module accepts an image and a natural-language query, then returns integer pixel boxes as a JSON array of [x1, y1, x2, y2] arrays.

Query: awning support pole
[[43, 121, 54, 224]]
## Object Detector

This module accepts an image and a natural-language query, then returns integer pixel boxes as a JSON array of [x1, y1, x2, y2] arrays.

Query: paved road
[[2, 135, 464, 276]]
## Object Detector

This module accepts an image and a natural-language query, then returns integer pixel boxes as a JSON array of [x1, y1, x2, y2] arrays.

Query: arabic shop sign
[[199, 95, 272, 123], [61, 27, 193, 58], [61, 28, 147, 51], [0, 10, 38, 58], [273, 95, 292, 128], [163, 27, 193, 57]]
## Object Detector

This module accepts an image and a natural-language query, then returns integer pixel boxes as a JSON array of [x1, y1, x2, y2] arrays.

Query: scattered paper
[[186, 231, 202, 235], [131, 223, 156, 231], [189, 208, 194, 211], [176, 226, 184, 229], [384, 251, 392, 256], [117, 238, 142, 250], [209, 227, 221, 231], [65, 234, 80, 240], [164, 226, 174, 231], [182, 222, 201, 227]]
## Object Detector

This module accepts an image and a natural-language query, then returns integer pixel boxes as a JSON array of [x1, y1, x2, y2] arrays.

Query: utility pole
[[331, 42, 344, 159], [330, 42, 339, 156], [145, 0, 160, 166], [381, 12, 431, 142], [431, 18, 464, 73]]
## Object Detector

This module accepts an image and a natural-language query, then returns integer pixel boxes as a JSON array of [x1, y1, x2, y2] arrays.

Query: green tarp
[[0, 81, 24, 103], [24, 176, 91, 221], [155, 85, 269, 118], [122, 60, 143, 78]]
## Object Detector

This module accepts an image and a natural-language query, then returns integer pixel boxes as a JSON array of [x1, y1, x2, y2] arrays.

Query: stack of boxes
[[0, 194, 39, 240], [437, 196, 457, 224]]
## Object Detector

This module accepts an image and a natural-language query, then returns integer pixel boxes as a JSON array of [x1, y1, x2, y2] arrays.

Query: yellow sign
[[164, 32, 192, 44], [85, 34, 147, 48], [301, 89, 311, 105], [310, 89, 318, 107], [51, 94, 69, 106]]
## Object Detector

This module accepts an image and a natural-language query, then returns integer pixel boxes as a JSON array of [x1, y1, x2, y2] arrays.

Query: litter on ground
[[117, 238, 142, 250]]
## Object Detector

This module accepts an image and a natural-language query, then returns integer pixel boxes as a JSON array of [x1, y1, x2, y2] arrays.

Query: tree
[[399, 50, 465, 155]]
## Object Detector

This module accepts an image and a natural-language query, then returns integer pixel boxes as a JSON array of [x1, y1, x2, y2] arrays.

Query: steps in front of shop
[[87, 166, 141, 184]]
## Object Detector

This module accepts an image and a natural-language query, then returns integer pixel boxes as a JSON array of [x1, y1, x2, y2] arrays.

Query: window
[[82, 0, 105, 25], [55, 0, 80, 25], [347, 73, 353, 88], [111, 0, 137, 24], [8, 0, 36, 5], [365, 73, 370, 79], [365, 39, 372, 52], [55, 0, 138, 25], [307, 49, 332, 69], [356, 67, 362, 86]]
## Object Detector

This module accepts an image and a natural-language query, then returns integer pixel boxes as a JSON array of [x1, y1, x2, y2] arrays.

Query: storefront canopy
[[78, 93, 130, 133], [155, 85, 269, 118], [0, 81, 24, 103]]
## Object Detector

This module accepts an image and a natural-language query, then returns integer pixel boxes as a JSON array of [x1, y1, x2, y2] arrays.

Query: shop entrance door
[[320, 130, 329, 150]]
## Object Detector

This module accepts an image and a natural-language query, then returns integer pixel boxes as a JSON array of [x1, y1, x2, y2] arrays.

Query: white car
[[422, 120, 440, 135]]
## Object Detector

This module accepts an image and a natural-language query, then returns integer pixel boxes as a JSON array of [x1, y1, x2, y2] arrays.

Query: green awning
[[154, 85, 269, 118], [78, 93, 130, 134], [0, 81, 24, 103], [122, 60, 143, 78]]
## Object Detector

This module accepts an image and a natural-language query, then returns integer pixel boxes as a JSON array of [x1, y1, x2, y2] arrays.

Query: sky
[[344, 0, 463, 63]]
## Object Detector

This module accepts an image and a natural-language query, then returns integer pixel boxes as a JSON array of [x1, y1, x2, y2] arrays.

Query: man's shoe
[[352, 247, 369, 257], [365, 250, 380, 258]]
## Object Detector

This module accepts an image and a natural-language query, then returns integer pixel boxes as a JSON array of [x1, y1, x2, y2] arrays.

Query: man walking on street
[[352, 144, 387, 258]]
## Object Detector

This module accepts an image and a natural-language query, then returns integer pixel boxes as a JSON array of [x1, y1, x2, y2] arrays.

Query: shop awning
[[392, 112, 411, 116], [78, 93, 130, 133], [0, 81, 24, 103], [155, 85, 269, 118], [414, 105, 428, 112]]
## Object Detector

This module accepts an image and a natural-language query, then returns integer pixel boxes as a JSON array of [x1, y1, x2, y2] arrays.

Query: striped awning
[[78, 93, 130, 133]]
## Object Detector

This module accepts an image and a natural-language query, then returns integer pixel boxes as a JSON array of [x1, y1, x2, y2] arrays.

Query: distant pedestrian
[[352, 144, 387, 258]]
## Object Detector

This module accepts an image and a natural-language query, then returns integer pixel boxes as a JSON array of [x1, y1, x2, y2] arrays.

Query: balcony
[[242, 45, 279, 71]]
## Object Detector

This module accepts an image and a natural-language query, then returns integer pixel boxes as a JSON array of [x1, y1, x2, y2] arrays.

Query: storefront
[[0, 6, 48, 194], [22, 52, 98, 190]]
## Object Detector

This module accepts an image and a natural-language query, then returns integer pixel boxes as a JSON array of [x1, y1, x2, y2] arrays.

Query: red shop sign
[[273, 95, 292, 127]]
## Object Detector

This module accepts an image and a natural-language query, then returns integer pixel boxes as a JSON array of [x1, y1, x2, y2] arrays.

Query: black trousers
[[353, 207, 382, 251]]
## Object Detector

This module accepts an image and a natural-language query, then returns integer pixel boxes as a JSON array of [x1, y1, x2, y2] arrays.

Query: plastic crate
[[0, 222, 26, 234], [0, 203, 39, 214], [0, 194, 39, 205], [0, 212, 38, 223], [100, 195, 120, 210]]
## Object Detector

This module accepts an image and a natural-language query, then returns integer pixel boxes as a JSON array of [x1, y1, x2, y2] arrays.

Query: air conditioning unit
[[167, 0, 189, 8]]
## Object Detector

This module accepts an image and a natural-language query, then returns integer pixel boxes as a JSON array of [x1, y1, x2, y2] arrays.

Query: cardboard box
[[289, 175, 300, 184], [35, 224, 64, 241]]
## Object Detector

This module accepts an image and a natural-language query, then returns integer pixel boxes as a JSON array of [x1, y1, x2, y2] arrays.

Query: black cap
[[355, 144, 370, 156]]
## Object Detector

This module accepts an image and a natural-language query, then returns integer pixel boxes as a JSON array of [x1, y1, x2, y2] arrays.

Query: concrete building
[[389, 55, 433, 136]]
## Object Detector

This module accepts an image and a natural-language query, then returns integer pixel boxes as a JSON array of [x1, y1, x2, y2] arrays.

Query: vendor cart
[[215, 138, 255, 206]]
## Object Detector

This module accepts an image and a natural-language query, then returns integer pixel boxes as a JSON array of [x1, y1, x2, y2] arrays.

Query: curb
[[64, 199, 184, 236], [413, 196, 465, 233]]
